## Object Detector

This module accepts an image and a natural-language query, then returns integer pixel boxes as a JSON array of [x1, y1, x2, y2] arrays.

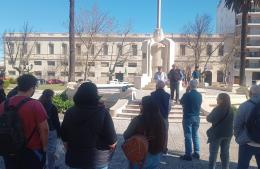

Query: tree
[[3, 23, 36, 76], [183, 14, 212, 67], [108, 26, 133, 80], [224, 0, 260, 86], [68, 0, 75, 82], [76, 5, 115, 80]]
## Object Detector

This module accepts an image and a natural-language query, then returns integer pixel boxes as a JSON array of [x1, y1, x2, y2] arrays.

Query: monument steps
[[115, 102, 208, 123]]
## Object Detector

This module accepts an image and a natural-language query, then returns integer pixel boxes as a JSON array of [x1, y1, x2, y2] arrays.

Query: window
[[88, 62, 95, 66], [89, 72, 95, 77], [132, 44, 138, 56], [115, 62, 124, 67], [21, 43, 27, 54], [128, 62, 137, 67], [48, 71, 55, 76], [207, 44, 212, 56], [36, 43, 41, 54], [142, 53, 147, 59], [91, 45, 95, 56], [34, 71, 42, 76], [180, 44, 186, 56], [117, 44, 123, 55], [34, 61, 42, 65], [8, 71, 16, 76], [103, 44, 108, 55], [75, 72, 82, 77], [8, 60, 14, 65], [62, 44, 68, 55], [101, 62, 109, 67], [61, 72, 68, 76], [8, 42, 14, 55], [101, 72, 107, 77], [61, 61, 68, 66], [47, 61, 55, 66], [218, 45, 224, 56], [76, 44, 81, 56], [49, 44, 54, 54]]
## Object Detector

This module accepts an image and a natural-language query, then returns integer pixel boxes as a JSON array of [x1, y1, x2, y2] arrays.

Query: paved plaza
[[0, 119, 258, 169]]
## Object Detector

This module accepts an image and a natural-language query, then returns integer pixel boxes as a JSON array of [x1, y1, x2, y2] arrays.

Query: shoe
[[192, 152, 200, 159], [180, 155, 192, 161]]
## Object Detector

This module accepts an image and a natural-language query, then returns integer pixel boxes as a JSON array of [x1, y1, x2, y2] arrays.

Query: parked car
[[47, 79, 65, 84]]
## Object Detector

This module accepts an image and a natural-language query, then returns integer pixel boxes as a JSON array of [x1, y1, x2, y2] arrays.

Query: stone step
[[117, 112, 206, 119], [112, 116, 208, 123], [122, 108, 184, 114], [127, 104, 183, 110]]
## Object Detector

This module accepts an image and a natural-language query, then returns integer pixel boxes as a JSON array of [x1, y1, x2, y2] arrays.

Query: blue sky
[[0, 0, 219, 34]]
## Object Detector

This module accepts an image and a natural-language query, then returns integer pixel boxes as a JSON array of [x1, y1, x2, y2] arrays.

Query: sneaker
[[192, 152, 200, 159], [180, 155, 192, 161]]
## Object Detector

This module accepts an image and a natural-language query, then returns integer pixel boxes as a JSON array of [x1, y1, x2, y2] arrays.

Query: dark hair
[[217, 93, 231, 113], [39, 89, 54, 105], [141, 96, 165, 154], [73, 82, 99, 107], [17, 74, 37, 92]]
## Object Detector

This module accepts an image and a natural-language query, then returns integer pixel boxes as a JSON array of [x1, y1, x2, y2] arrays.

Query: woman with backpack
[[39, 89, 61, 169], [123, 96, 166, 169], [61, 82, 117, 169], [206, 93, 234, 169]]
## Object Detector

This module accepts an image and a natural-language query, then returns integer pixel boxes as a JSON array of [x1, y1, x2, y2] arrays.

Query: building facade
[[217, 0, 260, 86], [3, 33, 230, 85]]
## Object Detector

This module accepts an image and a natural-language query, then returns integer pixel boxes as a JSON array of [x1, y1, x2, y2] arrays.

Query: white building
[[217, 0, 260, 86], [3, 32, 230, 85]]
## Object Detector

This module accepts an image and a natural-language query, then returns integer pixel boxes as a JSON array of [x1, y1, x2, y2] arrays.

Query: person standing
[[0, 80, 6, 104], [168, 64, 182, 102], [153, 66, 168, 83], [192, 66, 200, 80], [234, 85, 260, 169], [207, 93, 234, 169], [180, 80, 202, 161], [151, 80, 171, 153], [61, 82, 117, 169], [124, 96, 166, 169], [0, 74, 49, 169], [39, 89, 61, 169]]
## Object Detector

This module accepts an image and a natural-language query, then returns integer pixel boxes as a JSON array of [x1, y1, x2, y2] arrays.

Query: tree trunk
[[68, 0, 76, 82], [240, 8, 248, 86]]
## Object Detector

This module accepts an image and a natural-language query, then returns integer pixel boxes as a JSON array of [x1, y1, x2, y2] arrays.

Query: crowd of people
[[0, 73, 259, 169]]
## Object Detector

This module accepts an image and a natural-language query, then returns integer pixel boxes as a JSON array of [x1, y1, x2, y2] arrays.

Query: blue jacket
[[151, 89, 171, 119], [180, 89, 202, 118]]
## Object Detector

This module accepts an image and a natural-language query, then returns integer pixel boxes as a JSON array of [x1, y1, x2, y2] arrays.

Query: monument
[[135, 0, 176, 89]]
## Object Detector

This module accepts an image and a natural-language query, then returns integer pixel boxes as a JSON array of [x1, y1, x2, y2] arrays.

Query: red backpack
[[122, 135, 148, 165]]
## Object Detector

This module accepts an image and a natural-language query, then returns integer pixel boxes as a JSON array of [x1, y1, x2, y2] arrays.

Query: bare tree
[[183, 14, 212, 67], [108, 26, 134, 81], [75, 5, 115, 80], [3, 23, 36, 76], [68, 0, 75, 82]]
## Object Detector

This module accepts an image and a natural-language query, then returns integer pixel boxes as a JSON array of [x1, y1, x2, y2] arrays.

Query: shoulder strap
[[212, 109, 230, 128], [14, 97, 32, 111], [249, 100, 257, 105]]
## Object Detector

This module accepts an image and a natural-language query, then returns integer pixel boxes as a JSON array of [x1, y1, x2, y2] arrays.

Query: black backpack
[[0, 98, 34, 155], [246, 100, 260, 143]]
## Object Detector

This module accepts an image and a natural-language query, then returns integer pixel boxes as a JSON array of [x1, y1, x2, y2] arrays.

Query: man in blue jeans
[[234, 85, 260, 169], [180, 80, 202, 161]]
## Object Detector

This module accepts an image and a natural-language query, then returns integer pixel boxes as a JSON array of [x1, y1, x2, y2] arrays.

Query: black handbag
[[206, 110, 229, 142]]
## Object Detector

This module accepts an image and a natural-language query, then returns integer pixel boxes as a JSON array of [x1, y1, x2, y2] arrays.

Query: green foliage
[[53, 94, 74, 113], [231, 105, 238, 115], [8, 78, 17, 84], [3, 80, 10, 89]]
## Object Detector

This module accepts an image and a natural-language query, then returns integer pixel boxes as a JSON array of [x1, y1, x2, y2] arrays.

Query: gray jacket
[[234, 96, 260, 145]]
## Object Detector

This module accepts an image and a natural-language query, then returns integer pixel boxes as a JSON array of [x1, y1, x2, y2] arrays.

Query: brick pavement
[[0, 119, 258, 169]]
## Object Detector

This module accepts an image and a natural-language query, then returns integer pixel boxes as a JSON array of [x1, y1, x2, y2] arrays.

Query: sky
[[0, 0, 220, 54]]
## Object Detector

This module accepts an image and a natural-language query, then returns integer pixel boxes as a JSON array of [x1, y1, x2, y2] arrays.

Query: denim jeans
[[237, 144, 260, 169], [209, 137, 232, 169], [182, 116, 200, 156], [170, 81, 180, 101], [47, 130, 58, 169], [129, 153, 161, 169]]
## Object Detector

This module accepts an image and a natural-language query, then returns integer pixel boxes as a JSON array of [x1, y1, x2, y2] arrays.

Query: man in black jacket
[[168, 64, 182, 102]]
